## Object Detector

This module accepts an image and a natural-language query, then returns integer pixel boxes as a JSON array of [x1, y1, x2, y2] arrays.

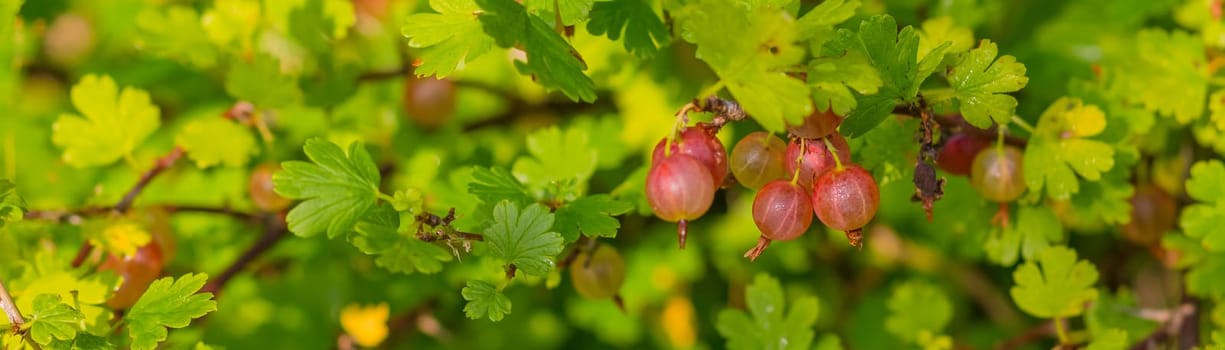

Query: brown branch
[[71, 147, 186, 268], [995, 321, 1054, 350], [200, 214, 289, 295], [116, 147, 185, 214], [169, 205, 258, 222], [27, 205, 255, 224], [357, 65, 411, 82], [1129, 301, 1197, 350], [1, 277, 25, 334], [461, 95, 613, 132]]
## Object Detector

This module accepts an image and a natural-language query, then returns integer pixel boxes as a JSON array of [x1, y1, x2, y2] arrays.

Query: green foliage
[[0, 179, 24, 228], [1010, 246, 1099, 319], [716, 274, 819, 350], [1181, 160, 1225, 251], [5, 0, 1225, 348], [52, 75, 160, 168], [1106, 29, 1208, 124], [553, 194, 633, 242], [27, 294, 85, 345], [678, 0, 814, 132], [402, 0, 494, 78], [462, 280, 511, 321], [351, 205, 452, 274], [832, 15, 947, 137], [273, 139, 381, 238], [1023, 98, 1116, 200], [175, 119, 258, 169], [586, 0, 667, 58], [225, 55, 303, 108], [135, 6, 217, 68], [947, 40, 1028, 129], [512, 125, 598, 197], [480, 201, 564, 276], [477, 0, 597, 102], [985, 205, 1064, 266], [125, 274, 217, 350], [884, 280, 952, 343]]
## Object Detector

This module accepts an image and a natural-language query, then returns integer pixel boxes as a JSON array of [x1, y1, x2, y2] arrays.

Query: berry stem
[[677, 220, 689, 250], [1053, 317, 1069, 344], [742, 236, 773, 261], [790, 138, 805, 185], [1009, 115, 1037, 134], [823, 137, 845, 172]]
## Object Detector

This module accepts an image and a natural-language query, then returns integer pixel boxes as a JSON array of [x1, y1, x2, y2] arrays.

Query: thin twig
[[199, 214, 289, 295], [1, 278, 26, 334], [115, 147, 185, 214], [71, 147, 186, 268], [27, 205, 255, 224], [1129, 301, 1197, 350], [995, 321, 1054, 350]]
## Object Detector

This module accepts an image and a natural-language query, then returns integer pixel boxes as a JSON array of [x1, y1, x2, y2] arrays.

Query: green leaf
[[224, 55, 302, 108], [135, 6, 218, 68], [126, 274, 217, 350], [832, 15, 926, 137], [1009, 246, 1099, 319], [1181, 160, 1225, 251], [947, 40, 1028, 129], [175, 118, 257, 168], [553, 194, 633, 242], [0, 179, 24, 228], [274, 139, 382, 238], [512, 126, 598, 190], [1086, 289, 1158, 345], [402, 0, 495, 77], [390, 188, 424, 214], [481, 201, 564, 276], [201, 0, 260, 48], [795, 0, 858, 49], [468, 166, 533, 205], [288, 0, 354, 53], [461, 280, 511, 321], [1023, 98, 1116, 200], [477, 0, 597, 102], [884, 280, 952, 343], [1106, 29, 1208, 124], [27, 294, 84, 345], [1186, 253, 1225, 299], [808, 50, 882, 116], [716, 274, 818, 350], [51, 75, 160, 168], [352, 206, 453, 274], [1086, 328, 1127, 350], [586, 0, 668, 58], [917, 16, 974, 60], [856, 116, 915, 187], [985, 206, 1064, 266], [48, 333, 114, 350], [678, 0, 812, 132], [814, 334, 845, 350], [525, 0, 593, 25]]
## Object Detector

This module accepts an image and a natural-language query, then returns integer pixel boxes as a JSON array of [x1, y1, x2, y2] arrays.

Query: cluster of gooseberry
[[644, 108, 881, 260]]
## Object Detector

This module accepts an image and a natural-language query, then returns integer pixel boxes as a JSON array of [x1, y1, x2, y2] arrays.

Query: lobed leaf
[[125, 274, 217, 350], [274, 139, 382, 238], [52, 75, 160, 168]]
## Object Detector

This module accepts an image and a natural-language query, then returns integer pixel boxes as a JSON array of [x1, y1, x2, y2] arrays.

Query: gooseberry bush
[[3, 0, 1225, 349]]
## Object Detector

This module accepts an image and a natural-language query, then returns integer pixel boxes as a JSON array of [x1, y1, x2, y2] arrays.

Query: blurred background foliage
[[1, 0, 1223, 349]]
